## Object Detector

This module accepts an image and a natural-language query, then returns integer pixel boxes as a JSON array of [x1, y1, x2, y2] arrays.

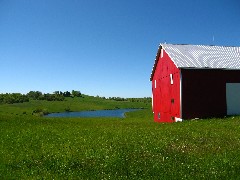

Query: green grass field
[[1, 96, 240, 179]]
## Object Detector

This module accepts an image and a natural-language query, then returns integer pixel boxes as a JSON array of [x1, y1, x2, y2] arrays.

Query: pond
[[45, 108, 141, 118]]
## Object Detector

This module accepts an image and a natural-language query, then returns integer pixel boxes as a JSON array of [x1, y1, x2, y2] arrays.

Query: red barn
[[150, 44, 240, 123]]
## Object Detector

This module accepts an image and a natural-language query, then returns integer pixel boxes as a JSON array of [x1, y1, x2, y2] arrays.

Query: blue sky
[[0, 0, 239, 97]]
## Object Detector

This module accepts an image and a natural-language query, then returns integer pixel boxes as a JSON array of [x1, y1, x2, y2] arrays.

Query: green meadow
[[1, 95, 240, 179]]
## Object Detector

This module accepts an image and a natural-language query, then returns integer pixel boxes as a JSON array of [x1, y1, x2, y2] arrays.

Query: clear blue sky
[[0, 0, 239, 97]]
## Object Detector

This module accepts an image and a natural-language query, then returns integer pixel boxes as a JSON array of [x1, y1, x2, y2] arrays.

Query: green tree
[[71, 90, 81, 97], [63, 91, 71, 97], [27, 91, 43, 100]]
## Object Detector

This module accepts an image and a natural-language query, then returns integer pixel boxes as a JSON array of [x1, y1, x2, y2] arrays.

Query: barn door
[[226, 83, 240, 115]]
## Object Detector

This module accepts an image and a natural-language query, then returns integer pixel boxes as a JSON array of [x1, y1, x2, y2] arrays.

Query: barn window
[[158, 113, 160, 119], [171, 116, 175, 121], [170, 74, 173, 85], [155, 80, 157, 88], [171, 99, 174, 104]]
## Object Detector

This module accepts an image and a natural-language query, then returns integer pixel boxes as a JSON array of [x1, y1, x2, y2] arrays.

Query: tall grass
[[1, 112, 240, 179], [1, 98, 240, 179]]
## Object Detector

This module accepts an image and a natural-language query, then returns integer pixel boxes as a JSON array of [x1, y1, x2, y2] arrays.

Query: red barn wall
[[152, 49, 181, 122], [181, 69, 240, 119]]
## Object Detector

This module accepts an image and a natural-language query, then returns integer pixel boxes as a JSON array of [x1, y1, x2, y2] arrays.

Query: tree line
[[0, 93, 29, 104], [0, 90, 82, 104], [127, 97, 152, 103], [97, 96, 151, 103], [109, 97, 151, 103]]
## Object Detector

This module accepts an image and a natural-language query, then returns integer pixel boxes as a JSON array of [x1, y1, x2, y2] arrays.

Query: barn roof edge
[[150, 43, 240, 81]]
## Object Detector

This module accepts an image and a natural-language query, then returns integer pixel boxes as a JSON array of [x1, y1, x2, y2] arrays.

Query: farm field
[[1, 96, 240, 179]]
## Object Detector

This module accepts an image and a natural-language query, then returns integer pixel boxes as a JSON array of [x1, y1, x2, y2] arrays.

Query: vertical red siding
[[152, 49, 181, 122]]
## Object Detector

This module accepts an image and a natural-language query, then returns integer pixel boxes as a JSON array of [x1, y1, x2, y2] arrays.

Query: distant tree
[[63, 91, 71, 97], [27, 91, 43, 100], [22, 94, 29, 102], [53, 91, 60, 95], [54, 94, 64, 101], [108, 96, 126, 101], [72, 90, 81, 97], [0, 93, 29, 104], [0, 94, 3, 103], [3, 94, 14, 104], [126, 97, 151, 103], [43, 93, 64, 101]]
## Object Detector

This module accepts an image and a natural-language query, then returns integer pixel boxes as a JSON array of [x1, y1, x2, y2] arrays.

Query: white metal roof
[[150, 44, 240, 81], [162, 44, 240, 69]]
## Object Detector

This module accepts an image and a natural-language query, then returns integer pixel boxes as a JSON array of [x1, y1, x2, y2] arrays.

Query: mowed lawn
[[1, 97, 240, 179]]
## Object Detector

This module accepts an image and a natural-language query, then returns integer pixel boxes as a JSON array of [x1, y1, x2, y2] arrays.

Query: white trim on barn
[[170, 74, 173, 84]]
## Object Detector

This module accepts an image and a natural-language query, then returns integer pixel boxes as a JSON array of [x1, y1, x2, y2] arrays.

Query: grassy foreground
[[1, 97, 240, 179]]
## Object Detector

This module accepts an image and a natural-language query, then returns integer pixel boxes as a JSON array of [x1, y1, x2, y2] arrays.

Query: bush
[[32, 108, 49, 116], [65, 107, 71, 112]]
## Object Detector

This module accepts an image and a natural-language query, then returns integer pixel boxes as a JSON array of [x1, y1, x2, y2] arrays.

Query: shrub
[[65, 107, 71, 112], [32, 108, 49, 116]]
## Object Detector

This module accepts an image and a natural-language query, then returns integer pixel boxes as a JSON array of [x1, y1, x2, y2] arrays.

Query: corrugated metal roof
[[163, 44, 240, 69], [150, 44, 240, 81]]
